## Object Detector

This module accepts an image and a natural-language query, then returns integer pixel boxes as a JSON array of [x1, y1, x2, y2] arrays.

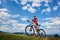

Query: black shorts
[[36, 24, 38, 26]]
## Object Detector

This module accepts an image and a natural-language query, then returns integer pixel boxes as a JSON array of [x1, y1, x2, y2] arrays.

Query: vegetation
[[0, 33, 60, 40], [54, 34, 59, 37]]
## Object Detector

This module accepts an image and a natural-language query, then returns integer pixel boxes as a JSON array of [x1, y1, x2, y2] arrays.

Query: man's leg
[[34, 23, 39, 31], [34, 23, 39, 37]]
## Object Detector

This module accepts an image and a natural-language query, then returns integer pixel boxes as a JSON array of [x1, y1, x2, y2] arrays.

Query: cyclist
[[27, 16, 39, 36], [26, 16, 46, 37], [32, 16, 39, 36], [32, 16, 39, 31]]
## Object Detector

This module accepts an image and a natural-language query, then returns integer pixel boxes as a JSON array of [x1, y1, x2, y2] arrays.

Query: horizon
[[0, 30, 60, 37]]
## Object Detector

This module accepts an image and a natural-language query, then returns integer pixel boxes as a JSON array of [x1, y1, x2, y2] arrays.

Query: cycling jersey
[[32, 18, 38, 25]]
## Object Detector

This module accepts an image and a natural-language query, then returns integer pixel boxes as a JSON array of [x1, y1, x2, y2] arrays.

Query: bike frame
[[25, 20, 46, 37], [27, 20, 40, 28]]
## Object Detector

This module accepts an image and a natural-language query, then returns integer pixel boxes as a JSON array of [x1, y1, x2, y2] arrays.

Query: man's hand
[[27, 20, 32, 23], [27, 20, 29, 22]]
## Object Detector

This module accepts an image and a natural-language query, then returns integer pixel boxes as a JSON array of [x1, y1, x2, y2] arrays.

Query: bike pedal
[[37, 29, 40, 32]]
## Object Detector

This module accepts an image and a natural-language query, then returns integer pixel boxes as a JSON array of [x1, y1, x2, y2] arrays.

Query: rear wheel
[[38, 29, 46, 37], [25, 25, 35, 36]]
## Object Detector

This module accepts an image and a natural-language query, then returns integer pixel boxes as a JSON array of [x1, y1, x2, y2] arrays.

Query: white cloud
[[0, 12, 10, 18], [28, 7, 36, 13], [44, 0, 49, 3], [58, 2, 60, 6], [20, 0, 53, 6], [33, 0, 40, 3], [0, 8, 7, 11], [13, 0, 54, 13], [41, 22, 54, 28], [20, 0, 27, 5], [22, 5, 28, 10], [41, 7, 51, 14], [46, 7, 51, 12], [26, 4, 31, 7], [0, 9, 21, 25], [32, 2, 41, 7], [0, 1, 1, 4], [0, 23, 27, 33], [0, 20, 8, 25], [0, 26, 8, 30], [41, 17, 60, 28], [0, 25, 10, 31], [19, 0, 53, 13], [0, 8, 28, 33], [0, 10, 20, 24], [32, 0, 42, 7], [20, 0, 53, 13], [44, 0, 53, 3], [12, 23, 27, 29], [41, 9, 46, 14], [0, 8, 11, 20], [21, 17, 28, 21], [53, 6, 58, 10], [46, 29, 60, 34], [12, 23, 27, 32], [12, 14, 20, 18], [0, 8, 20, 19], [22, 4, 36, 13], [0, 18, 27, 32], [44, 3, 49, 7], [53, 30, 60, 33], [32, 0, 52, 3], [8, 20, 18, 24]]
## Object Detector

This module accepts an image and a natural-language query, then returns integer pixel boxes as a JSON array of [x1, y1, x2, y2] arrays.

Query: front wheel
[[25, 25, 35, 36], [38, 29, 46, 37]]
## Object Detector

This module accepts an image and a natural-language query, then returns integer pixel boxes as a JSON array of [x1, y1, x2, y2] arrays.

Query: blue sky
[[0, 0, 60, 35]]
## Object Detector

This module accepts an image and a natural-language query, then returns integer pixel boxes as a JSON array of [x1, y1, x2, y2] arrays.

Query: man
[[32, 16, 39, 36], [32, 16, 39, 31], [27, 16, 39, 36]]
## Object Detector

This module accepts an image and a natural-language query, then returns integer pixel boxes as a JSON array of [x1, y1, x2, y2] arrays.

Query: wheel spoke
[[25, 25, 35, 36], [38, 29, 46, 37]]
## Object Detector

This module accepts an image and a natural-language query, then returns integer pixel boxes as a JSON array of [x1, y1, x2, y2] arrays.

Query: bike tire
[[39, 29, 46, 37], [25, 25, 35, 36]]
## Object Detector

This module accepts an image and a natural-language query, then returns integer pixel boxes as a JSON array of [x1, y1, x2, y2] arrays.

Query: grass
[[0, 33, 60, 40]]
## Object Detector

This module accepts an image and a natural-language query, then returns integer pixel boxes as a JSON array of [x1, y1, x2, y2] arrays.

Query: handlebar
[[27, 20, 32, 23], [27, 20, 29, 22], [27, 20, 33, 24], [27, 20, 41, 26]]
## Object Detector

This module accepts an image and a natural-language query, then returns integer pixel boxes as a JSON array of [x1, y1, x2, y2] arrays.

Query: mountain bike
[[25, 20, 46, 37]]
